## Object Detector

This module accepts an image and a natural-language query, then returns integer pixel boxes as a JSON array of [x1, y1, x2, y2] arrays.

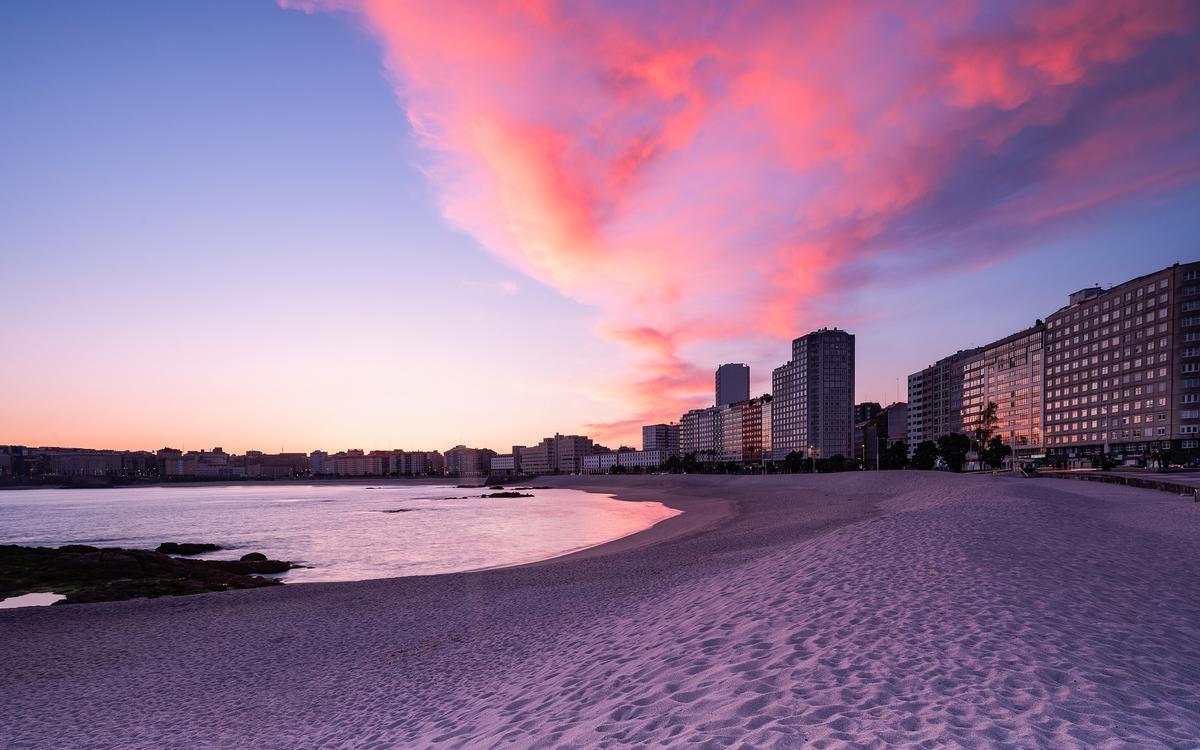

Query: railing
[[1032, 470, 1200, 500]]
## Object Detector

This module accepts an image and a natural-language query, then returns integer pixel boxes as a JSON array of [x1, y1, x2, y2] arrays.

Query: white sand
[[3, 473, 1199, 748]]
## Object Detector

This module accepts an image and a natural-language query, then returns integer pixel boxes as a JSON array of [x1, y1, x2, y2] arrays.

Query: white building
[[580, 450, 666, 474]]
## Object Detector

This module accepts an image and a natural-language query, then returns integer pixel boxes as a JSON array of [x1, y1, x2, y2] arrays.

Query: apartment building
[[443, 445, 497, 477], [1044, 262, 1200, 463], [680, 406, 723, 457], [715, 363, 750, 407], [580, 450, 667, 474], [518, 434, 598, 474], [906, 349, 978, 451], [771, 328, 855, 459], [641, 423, 681, 456], [961, 324, 1045, 458]]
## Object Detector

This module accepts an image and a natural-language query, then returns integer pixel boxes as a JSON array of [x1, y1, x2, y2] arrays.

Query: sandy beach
[[3, 472, 1200, 748]]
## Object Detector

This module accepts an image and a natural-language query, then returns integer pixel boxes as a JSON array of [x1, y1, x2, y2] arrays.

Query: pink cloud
[[286, 0, 1200, 443]]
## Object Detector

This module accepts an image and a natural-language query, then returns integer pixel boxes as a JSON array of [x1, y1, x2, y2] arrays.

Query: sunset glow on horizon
[[2, 0, 1199, 452]]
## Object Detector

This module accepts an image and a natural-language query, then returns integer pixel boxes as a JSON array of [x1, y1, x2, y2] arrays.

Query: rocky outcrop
[[155, 542, 222, 555], [0, 544, 295, 605]]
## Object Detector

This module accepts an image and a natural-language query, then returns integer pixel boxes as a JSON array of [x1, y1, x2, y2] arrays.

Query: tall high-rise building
[[715, 363, 750, 407], [771, 328, 856, 459], [1044, 262, 1200, 463], [641, 423, 681, 456]]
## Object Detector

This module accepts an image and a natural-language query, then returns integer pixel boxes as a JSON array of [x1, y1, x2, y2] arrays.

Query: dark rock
[[482, 492, 534, 498], [0, 544, 294, 605], [156, 542, 222, 555], [239, 552, 268, 562]]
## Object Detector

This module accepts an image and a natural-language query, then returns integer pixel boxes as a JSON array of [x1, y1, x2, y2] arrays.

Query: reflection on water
[[0, 484, 678, 583], [0, 592, 66, 609]]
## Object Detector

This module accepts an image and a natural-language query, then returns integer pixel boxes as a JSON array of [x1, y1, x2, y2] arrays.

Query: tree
[[981, 436, 1011, 469], [937, 433, 971, 472], [608, 464, 628, 475], [783, 451, 806, 474], [826, 454, 847, 473], [881, 441, 909, 470], [681, 452, 700, 474], [662, 455, 682, 474], [912, 441, 939, 470], [975, 401, 999, 448]]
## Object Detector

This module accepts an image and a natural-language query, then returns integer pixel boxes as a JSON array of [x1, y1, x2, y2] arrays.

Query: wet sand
[[3, 473, 1200, 748]]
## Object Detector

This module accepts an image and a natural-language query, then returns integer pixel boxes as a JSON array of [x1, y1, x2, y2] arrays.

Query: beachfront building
[[720, 396, 773, 462], [488, 451, 522, 477], [961, 323, 1046, 461], [386, 450, 445, 476], [680, 396, 772, 464], [906, 350, 979, 453], [333, 450, 386, 476], [771, 328, 856, 460], [681, 406, 722, 458], [641, 423, 681, 456], [518, 434, 599, 474], [854, 402, 908, 466], [1044, 262, 1200, 464], [2, 446, 159, 479], [443, 445, 497, 477], [715, 363, 750, 406], [248, 452, 309, 479], [905, 323, 1045, 465], [309, 450, 331, 475], [579, 449, 667, 474]]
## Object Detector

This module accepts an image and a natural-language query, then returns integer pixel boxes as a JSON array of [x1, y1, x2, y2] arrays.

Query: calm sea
[[0, 483, 678, 583]]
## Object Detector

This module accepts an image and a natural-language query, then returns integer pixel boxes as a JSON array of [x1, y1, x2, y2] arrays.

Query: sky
[[2, 0, 1198, 454]]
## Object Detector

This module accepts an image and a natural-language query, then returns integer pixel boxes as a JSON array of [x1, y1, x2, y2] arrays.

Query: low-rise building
[[580, 450, 666, 474]]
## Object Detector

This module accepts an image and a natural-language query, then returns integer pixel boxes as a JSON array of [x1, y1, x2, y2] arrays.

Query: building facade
[[771, 328, 855, 459], [641, 423, 681, 456], [518, 434, 598, 474], [721, 396, 773, 462], [715, 363, 750, 407], [855, 402, 908, 465], [1044, 262, 1200, 463], [906, 349, 978, 452], [961, 324, 1045, 459], [681, 406, 722, 457], [854, 402, 882, 424], [580, 450, 666, 474], [443, 445, 497, 477], [488, 451, 521, 477]]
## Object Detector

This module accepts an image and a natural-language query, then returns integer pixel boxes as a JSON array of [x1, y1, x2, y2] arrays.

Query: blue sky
[[1, 1, 1197, 451]]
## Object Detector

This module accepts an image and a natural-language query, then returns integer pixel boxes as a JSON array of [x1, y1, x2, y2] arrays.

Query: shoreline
[[0, 481, 712, 592], [477, 478, 738, 572], [4, 473, 1200, 748]]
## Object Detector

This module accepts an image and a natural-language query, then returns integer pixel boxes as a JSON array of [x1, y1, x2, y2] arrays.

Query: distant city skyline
[[2, 2, 1199, 453]]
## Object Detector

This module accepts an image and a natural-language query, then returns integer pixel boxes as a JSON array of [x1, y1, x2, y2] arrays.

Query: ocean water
[[0, 483, 678, 583]]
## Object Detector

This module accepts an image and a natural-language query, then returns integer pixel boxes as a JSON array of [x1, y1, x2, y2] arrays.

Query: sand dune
[[3, 473, 1200, 748]]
